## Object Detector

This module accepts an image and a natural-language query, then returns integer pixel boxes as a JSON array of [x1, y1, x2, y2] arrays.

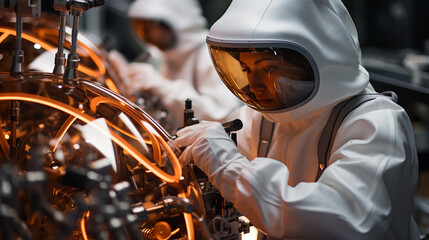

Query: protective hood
[[207, 0, 370, 122], [128, 0, 208, 65]]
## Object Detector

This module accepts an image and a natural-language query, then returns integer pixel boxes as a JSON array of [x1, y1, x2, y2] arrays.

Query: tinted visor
[[130, 18, 177, 50], [208, 45, 316, 111]]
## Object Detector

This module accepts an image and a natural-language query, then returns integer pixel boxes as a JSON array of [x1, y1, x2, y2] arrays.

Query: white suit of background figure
[[109, 0, 241, 132], [174, 0, 420, 239]]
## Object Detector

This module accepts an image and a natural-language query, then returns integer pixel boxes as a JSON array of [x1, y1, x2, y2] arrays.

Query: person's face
[[239, 51, 309, 109], [131, 19, 176, 50]]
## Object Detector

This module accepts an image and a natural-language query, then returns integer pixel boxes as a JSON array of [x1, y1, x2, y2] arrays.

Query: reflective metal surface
[[0, 3, 252, 239], [0, 11, 121, 93], [0, 72, 204, 239]]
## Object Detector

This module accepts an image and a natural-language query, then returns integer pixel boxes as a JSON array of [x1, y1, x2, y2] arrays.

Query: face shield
[[130, 18, 177, 50], [208, 44, 316, 111]]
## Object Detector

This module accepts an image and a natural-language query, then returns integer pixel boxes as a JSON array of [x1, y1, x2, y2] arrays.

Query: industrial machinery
[[0, 7, 120, 92], [0, 0, 173, 133], [0, 1, 201, 239], [182, 100, 252, 240], [0, 0, 252, 239], [0, 71, 205, 239]]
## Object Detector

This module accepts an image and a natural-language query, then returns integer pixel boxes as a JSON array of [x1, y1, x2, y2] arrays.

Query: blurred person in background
[[173, 0, 420, 239], [109, 0, 241, 132]]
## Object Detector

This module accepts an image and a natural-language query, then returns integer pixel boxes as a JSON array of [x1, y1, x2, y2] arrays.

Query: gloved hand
[[127, 62, 169, 92], [173, 120, 241, 167], [108, 50, 168, 97], [173, 121, 248, 197], [107, 49, 132, 96]]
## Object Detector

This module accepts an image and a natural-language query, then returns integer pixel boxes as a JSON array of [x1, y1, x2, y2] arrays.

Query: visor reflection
[[130, 19, 176, 50], [208, 46, 315, 111]]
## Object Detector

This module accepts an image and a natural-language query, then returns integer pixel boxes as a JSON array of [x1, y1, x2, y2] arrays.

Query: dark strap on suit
[[257, 116, 275, 157], [316, 91, 397, 181]]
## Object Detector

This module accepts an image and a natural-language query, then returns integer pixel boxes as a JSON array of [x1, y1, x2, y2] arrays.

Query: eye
[[262, 66, 276, 73], [242, 67, 251, 73]]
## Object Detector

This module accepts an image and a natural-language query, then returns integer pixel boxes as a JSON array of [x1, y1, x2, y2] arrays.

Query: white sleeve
[[196, 105, 418, 239]]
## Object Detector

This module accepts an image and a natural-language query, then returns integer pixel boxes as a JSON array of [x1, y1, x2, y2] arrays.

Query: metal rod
[[15, 15, 22, 49], [9, 100, 20, 161], [64, 9, 82, 83], [53, 12, 68, 74], [70, 10, 79, 56], [10, 15, 24, 75]]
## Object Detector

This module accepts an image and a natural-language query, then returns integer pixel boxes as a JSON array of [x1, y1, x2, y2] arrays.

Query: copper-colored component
[[0, 8, 208, 239], [0, 72, 202, 239], [0, 12, 121, 91]]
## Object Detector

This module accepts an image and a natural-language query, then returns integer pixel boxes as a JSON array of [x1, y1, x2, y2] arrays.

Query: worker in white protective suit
[[109, 0, 241, 131], [173, 0, 420, 239]]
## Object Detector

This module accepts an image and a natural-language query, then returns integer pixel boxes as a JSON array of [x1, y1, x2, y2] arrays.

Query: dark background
[[344, 0, 429, 51], [40, 0, 429, 58]]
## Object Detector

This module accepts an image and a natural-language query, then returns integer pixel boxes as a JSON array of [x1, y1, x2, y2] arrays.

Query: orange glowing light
[[80, 45, 106, 76], [104, 78, 120, 93], [0, 93, 182, 183], [0, 28, 105, 79], [0, 28, 56, 51], [89, 96, 163, 165], [0, 131, 10, 156], [51, 115, 78, 152], [81, 212, 89, 240], [0, 32, 10, 44], [178, 192, 195, 240]]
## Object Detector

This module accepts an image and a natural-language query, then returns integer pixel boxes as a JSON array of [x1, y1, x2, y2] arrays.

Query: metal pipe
[[53, 12, 68, 75], [64, 9, 82, 83], [10, 15, 24, 75]]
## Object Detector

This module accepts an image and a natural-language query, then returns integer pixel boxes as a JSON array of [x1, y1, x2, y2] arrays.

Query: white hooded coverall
[[126, 0, 241, 130], [174, 0, 420, 239]]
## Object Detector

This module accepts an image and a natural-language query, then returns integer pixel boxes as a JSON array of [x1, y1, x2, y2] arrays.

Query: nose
[[248, 70, 266, 92]]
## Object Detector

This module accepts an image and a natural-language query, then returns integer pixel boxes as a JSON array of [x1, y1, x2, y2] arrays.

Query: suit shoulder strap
[[258, 116, 275, 157], [316, 91, 397, 181]]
